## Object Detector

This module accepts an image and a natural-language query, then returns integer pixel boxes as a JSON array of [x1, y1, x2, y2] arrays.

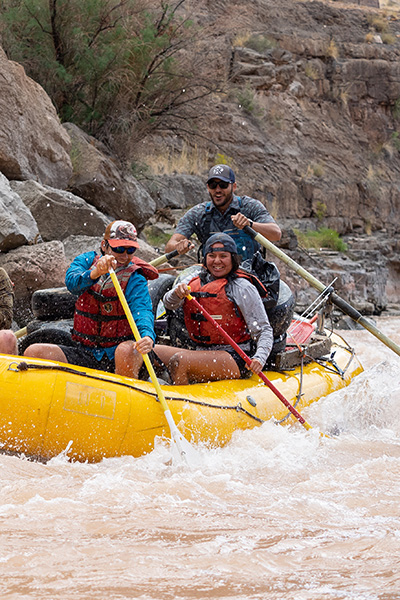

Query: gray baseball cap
[[203, 233, 237, 255], [207, 164, 236, 183]]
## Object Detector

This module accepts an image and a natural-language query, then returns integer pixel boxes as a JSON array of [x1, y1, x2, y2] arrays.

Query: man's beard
[[209, 190, 233, 211]]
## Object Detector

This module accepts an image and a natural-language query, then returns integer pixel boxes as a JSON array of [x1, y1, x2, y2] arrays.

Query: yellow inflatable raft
[[0, 329, 362, 462]]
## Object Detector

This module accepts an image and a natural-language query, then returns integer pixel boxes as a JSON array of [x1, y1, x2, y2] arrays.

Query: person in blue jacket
[[24, 220, 156, 378]]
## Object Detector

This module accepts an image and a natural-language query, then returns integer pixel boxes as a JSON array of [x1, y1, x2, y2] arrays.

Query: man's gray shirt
[[175, 195, 276, 245]]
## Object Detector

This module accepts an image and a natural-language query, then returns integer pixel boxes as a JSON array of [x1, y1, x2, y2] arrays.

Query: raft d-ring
[[8, 361, 22, 372], [8, 361, 29, 372]]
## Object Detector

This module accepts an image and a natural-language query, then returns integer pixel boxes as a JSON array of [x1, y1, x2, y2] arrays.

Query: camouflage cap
[[104, 220, 139, 248]]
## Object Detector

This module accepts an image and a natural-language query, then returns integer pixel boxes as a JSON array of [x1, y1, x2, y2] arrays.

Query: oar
[[15, 320, 47, 339], [149, 249, 179, 268], [244, 226, 400, 358], [109, 267, 200, 466], [186, 292, 326, 435]]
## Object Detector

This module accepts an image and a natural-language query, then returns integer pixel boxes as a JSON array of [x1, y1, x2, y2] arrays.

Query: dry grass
[[303, 162, 325, 179], [144, 144, 211, 176], [339, 88, 350, 107], [327, 39, 339, 59], [379, 0, 400, 12], [305, 63, 320, 81], [365, 164, 385, 197], [382, 32, 397, 44], [367, 14, 389, 32], [233, 31, 277, 52], [233, 31, 251, 47]]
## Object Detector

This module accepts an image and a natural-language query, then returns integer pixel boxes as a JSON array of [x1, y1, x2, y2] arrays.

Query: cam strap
[[191, 291, 218, 298]]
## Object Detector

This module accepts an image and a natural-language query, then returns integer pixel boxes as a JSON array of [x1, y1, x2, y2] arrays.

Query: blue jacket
[[66, 251, 155, 360]]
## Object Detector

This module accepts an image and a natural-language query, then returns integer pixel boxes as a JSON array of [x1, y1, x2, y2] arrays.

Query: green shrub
[[366, 15, 388, 33], [295, 227, 348, 252], [305, 63, 320, 81], [131, 161, 152, 180], [244, 34, 276, 53], [381, 32, 396, 45], [143, 226, 170, 247], [0, 0, 214, 153], [391, 131, 400, 151], [392, 98, 400, 121], [236, 85, 256, 113], [303, 162, 325, 179], [315, 201, 327, 221], [215, 152, 234, 166]]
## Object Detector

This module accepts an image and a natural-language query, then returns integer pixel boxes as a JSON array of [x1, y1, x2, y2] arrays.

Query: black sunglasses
[[110, 245, 136, 254], [208, 179, 231, 190]]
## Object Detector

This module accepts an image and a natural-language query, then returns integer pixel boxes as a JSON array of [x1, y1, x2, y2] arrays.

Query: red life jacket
[[183, 273, 252, 346], [72, 255, 158, 348]]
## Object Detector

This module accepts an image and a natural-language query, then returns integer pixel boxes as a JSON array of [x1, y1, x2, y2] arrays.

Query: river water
[[0, 317, 399, 599]]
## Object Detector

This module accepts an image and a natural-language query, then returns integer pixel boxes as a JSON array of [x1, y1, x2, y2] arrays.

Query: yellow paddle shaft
[[109, 269, 169, 414]]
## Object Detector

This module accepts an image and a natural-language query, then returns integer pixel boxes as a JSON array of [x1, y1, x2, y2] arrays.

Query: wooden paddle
[[15, 326, 27, 339], [243, 226, 400, 358], [186, 292, 327, 436], [148, 249, 179, 268], [109, 267, 200, 466]]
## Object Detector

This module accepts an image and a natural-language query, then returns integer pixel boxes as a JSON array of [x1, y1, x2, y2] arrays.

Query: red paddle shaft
[[187, 293, 313, 430]]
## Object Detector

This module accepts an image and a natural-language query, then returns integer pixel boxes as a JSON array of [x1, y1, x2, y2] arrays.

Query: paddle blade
[[286, 319, 315, 346], [164, 410, 202, 467]]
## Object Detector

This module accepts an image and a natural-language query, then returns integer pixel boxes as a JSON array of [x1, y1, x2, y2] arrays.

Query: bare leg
[[168, 349, 241, 385], [114, 340, 144, 379], [153, 344, 183, 365], [24, 343, 69, 363], [0, 330, 18, 355]]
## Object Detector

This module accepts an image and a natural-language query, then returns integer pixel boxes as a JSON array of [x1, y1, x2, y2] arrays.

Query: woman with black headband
[[155, 232, 273, 385]]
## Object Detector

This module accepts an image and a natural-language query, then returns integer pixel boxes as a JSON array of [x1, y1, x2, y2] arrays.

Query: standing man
[[165, 164, 281, 261]]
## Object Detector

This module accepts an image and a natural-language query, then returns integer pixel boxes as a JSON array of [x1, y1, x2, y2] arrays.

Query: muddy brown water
[[0, 317, 399, 599]]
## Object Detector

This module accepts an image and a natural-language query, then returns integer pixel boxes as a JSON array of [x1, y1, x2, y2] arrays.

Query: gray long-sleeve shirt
[[163, 274, 274, 366]]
